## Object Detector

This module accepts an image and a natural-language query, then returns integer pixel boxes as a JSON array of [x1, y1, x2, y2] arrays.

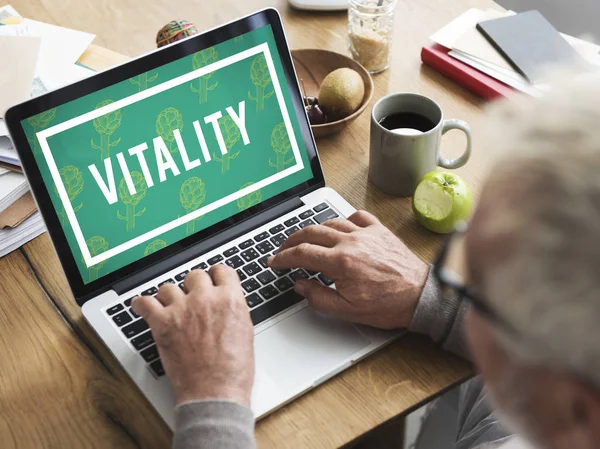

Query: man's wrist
[[176, 384, 252, 407]]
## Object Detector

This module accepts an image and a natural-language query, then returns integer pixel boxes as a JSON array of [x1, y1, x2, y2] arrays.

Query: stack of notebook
[[422, 8, 600, 100]]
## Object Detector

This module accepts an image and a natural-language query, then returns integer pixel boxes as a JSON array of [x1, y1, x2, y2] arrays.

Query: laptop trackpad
[[255, 307, 370, 392]]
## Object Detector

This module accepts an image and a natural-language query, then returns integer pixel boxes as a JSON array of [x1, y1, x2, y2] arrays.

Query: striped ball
[[156, 20, 198, 48]]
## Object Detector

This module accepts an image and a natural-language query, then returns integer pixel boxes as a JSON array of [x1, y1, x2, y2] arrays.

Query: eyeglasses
[[432, 223, 521, 338]]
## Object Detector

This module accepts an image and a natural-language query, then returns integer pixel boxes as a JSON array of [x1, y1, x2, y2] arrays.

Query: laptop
[[5, 8, 400, 426]]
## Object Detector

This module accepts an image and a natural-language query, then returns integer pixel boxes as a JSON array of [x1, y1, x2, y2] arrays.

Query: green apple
[[412, 170, 472, 234]]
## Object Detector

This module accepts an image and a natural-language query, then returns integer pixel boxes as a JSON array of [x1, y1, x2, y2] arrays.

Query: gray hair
[[471, 73, 600, 389]]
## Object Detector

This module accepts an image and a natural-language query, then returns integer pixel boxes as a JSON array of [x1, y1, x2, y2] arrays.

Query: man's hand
[[269, 210, 429, 329], [131, 265, 254, 406]]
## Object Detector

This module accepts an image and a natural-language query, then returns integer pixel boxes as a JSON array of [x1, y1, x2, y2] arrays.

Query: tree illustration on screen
[[86, 236, 108, 282], [213, 116, 241, 173], [237, 182, 262, 212], [190, 47, 218, 104], [116, 172, 147, 232], [27, 108, 56, 155], [248, 54, 274, 112], [269, 123, 294, 172], [144, 239, 167, 256], [91, 100, 122, 161], [156, 107, 183, 153], [130, 72, 159, 92], [180, 177, 206, 236], [55, 165, 84, 226]]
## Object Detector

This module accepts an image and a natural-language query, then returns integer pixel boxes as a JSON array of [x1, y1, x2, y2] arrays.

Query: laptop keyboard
[[103, 202, 338, 378]]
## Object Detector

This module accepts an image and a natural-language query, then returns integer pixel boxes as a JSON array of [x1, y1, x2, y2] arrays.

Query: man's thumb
[[294, 279, 349, 319]]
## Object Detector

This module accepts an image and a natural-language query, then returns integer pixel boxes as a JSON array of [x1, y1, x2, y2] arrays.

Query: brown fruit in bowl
[[318, 68, 365, 121]]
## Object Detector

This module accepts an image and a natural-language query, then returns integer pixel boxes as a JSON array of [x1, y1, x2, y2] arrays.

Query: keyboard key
[[257, 270, 276, 285], [272, 268, 291, 277], [274, 276, 294, 292], [106, 304, 124, 315], [314, 208, 339, 224], [299, 209, 314, 219], [242, 278, 261, 293], [307, 269, 318, 276], [299, 219, 315, 228], [270, 233, 287, 247], [130, 308, 140, 319], [290, 269, 309, 281], [131, 330, 154, 350], [236, 269, 247, 281], [141, 286, 158, 296], [318, 273, 334, 286], [158, 279, 175, 287], [258, 255, 270, 269], [269, 224, 285, 234], [285, 225, 299, 236], [259, 284, 279, 300], [207, 254, 224, 265], [223, 247, 239, 257], [313, 202, 328, 212], [243, 262, 262, 276], [246, 293, 264, 308], [255, 231, 270, 242], [124, 298, 133, 307], [122, 319, 149, 338], [178, 282, 185, 291], [240, 248, 260, 262], [174, 271, 189, 282], [284, 217, 300, 227], [239, 239, 254, 249], [225, 255, 244, 269], [250, 290, 304, 325], [140, 344, 160, 363], [112, 311, 132, 326], [256, 241, 274, 254], [192, 262, 208, 270], [149, 359, 165, 377]]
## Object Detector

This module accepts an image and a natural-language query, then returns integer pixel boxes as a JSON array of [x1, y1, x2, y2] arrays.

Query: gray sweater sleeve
[[409, 265, 472, 361], [173, 400, 255, 449]]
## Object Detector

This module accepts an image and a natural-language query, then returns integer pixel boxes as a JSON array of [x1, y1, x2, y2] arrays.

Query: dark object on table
[[156, 20, 198, 48], [476, 10, 588, 84]]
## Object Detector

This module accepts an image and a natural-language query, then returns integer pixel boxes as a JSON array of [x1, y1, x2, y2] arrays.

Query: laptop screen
[[19, 24, 314, 285]]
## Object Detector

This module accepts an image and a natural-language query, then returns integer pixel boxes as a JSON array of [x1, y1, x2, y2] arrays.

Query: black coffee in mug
[[378, 112, 436, 133]]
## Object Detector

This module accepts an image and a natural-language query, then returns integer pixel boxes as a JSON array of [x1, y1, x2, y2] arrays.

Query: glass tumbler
[[348, 0, 397, 74]]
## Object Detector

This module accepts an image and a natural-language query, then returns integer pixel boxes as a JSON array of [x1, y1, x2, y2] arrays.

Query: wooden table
[[2, 0, 502, 447]]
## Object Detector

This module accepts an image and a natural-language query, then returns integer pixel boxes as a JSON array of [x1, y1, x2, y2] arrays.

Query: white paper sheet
[[0, 35, 40, 116], [0, 4, 22, 24], [0, 170, 28, 213], [21, 18, 95, 79]]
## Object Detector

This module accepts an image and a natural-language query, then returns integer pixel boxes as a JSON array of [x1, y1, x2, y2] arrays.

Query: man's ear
[[559, 378, 600, 449]]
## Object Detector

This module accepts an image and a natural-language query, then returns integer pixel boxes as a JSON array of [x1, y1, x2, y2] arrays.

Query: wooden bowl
[[291, 49, 374, 138]]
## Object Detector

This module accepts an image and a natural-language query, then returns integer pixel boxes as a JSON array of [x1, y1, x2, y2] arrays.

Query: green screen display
[[22, 25, 313, 284]]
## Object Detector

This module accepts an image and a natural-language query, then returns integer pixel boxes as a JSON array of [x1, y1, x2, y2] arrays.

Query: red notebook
[[421, 44, 515, 100]]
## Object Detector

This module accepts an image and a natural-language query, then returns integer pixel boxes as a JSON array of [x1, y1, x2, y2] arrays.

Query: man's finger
[[131, 295, 164, 325], [185, 269, 213, 293], [294, 280, 356, 322], [155, 282, 184, 306], [209, 264, 240, 286], [279, 224, 343, 253], [320, 218, 359, 233], [348, 210, 380, 228], [269, 243, 337, 273]]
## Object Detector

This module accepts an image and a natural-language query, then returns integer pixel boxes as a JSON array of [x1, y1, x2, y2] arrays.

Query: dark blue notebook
[[477, 10, 588, 83]]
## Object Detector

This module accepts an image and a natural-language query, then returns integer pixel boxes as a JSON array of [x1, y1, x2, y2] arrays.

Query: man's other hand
[[132, 265, 254, 406], [269, 210, 429, 329]]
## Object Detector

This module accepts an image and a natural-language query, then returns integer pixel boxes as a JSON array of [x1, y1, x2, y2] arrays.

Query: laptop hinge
[[112, 195, 304, 296]]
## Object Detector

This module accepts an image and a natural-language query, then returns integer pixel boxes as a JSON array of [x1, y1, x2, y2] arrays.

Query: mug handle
[[437, 119, 472, 169]]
